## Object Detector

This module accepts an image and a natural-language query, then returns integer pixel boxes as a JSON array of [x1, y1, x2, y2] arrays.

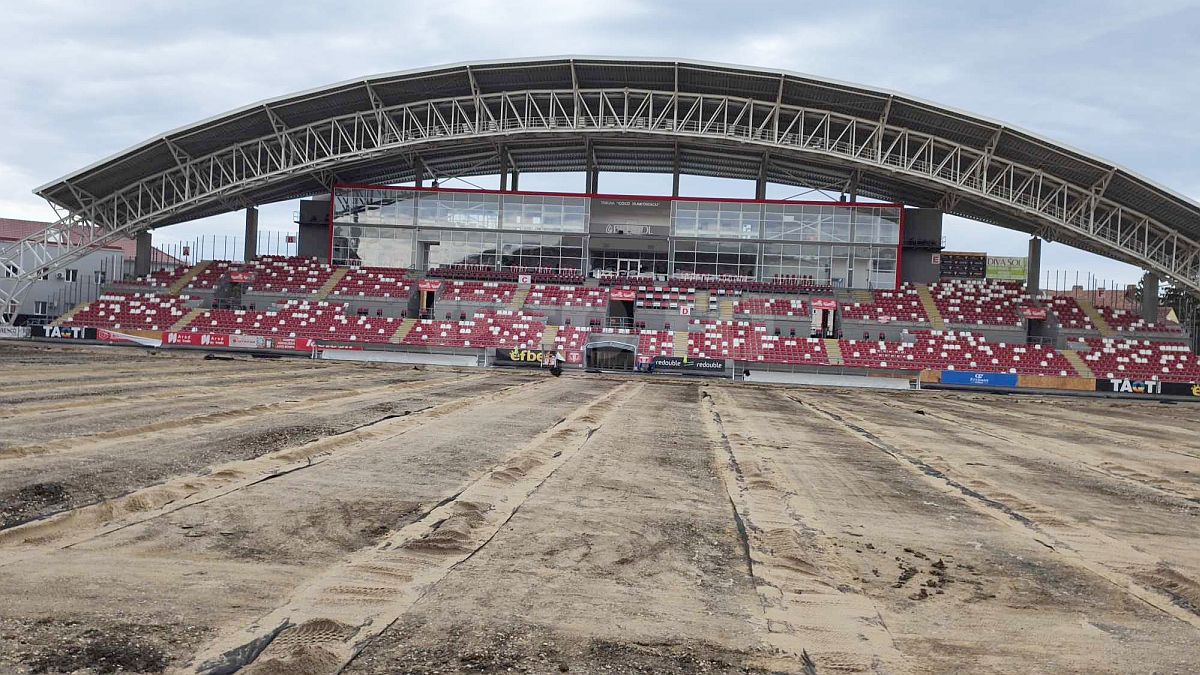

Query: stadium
[[0, 57, 1199, 674]]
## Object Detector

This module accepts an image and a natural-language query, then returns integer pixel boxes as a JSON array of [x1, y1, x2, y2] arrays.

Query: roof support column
[[134, 231, 152, 277], [511, 170, 519, 191], [755, 154, 768, 200], [1142, 271, 1159, 323], [413, 157, 425, 189], [585, 140, 597, 193], [1026, 237, 1041, 294], [847, 169, 861, 202], [244, 207, 259, 261], [498, 145, 509, 191], [672, 143, 680, 197]]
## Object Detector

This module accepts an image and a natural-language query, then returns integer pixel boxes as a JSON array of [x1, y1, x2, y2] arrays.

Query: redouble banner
[[650, 355, 725, 374], [940, 370, 1018, 388]]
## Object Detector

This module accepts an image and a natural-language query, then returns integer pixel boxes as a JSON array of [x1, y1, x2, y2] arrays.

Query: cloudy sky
[[2, 0, 1198, 286]]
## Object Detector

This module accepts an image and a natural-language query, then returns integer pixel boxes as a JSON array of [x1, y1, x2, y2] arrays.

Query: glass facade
[[671, 240, 759, 277], [331, 187, 902, 288]]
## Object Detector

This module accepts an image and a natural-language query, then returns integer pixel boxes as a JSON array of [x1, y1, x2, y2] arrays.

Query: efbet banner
[[494, 347, 555, 367], [986, 256, 1028, 281]]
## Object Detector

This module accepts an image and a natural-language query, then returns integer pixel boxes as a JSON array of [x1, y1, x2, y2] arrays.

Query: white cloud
[[0, 0, 1196, 288]]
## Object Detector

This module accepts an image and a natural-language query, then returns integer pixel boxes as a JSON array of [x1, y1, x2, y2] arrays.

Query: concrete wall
[[901, 208, 943, 285], [298, 223, 330, 260], [298, 198, 331, 260]]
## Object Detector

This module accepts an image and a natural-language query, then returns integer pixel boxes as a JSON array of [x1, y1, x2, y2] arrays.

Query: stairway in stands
[[824, 338, 844, 365], [168, 307, 206, 333], [540, 325, 559, 351], [718, 300, 734, 321], [673, 331, 690, 356], [508, 287, 530, 310], [694, 289, 710, 314], [915, 284, 946, 330], [167, 260, 210, 294], [51, 301, 92, 327], [312, 267, 349, 301], [389, 318, 416, 344], [1060, 348, 1096, 378], [850, 289, 874, 305], [1076, 298, 1115, 337]]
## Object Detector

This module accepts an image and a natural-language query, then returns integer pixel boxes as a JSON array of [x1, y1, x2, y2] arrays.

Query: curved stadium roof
[[28, 56, 1200, 293]]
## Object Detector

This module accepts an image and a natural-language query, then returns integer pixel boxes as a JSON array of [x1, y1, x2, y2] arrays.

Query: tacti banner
[[494, 348, 555, 367], [811, 298, 838, 311], [1099, 378, 1200, 396], [34, 325, 96, 340], [940, 370, 1018, 388], [650, 355, 725, 374]]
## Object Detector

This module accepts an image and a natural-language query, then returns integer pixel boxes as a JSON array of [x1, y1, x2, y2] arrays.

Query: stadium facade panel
[[331, 185, 902, 288]]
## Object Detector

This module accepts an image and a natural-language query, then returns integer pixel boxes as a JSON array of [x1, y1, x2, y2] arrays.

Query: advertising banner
[[650, 355, 726, 374], [272, 337, 317, 351], [1020, 307, 1048, 320], [417, 280, 443, 292], [811, 298, 838, 311], [229, 271, 255, 283], [986, 256, 1028, 281], [939, 252, 987, 279], [494, 347, 555, 367], [0, 326, 30, 339], [96, 328, 163, 347], [1099, 378, 1199, 397], [228, 334, 270, 349], [1163, 382, 1200, 397], [940, 370, 1019, 388], [610, 289, 637, 302], [163, 332, 230, 347], [34, 325, 96, 340], [588, 197, 672, 237]]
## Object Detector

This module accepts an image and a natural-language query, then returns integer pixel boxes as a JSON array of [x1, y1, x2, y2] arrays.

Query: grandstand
[[52, 246, 1198, 384]]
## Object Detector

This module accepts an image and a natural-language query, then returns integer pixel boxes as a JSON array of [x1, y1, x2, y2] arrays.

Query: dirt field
[[1, 341, 1198, 674]]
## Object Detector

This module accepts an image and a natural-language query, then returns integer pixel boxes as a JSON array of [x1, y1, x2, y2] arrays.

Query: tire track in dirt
[[0, 373, 478, 461], [0, 376, 556, 556], [183, 382, 643, 675], [0, 368, 451, 434], [0, 364, 342, 406], [700, 386, 904, 674], [800, 394, 1200, 632], [1, 360, 302, 389], [871, 396, 1200, 506]]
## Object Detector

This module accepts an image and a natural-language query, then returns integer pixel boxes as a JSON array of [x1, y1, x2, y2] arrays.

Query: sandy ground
[[0, 341, 1198, 674]]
